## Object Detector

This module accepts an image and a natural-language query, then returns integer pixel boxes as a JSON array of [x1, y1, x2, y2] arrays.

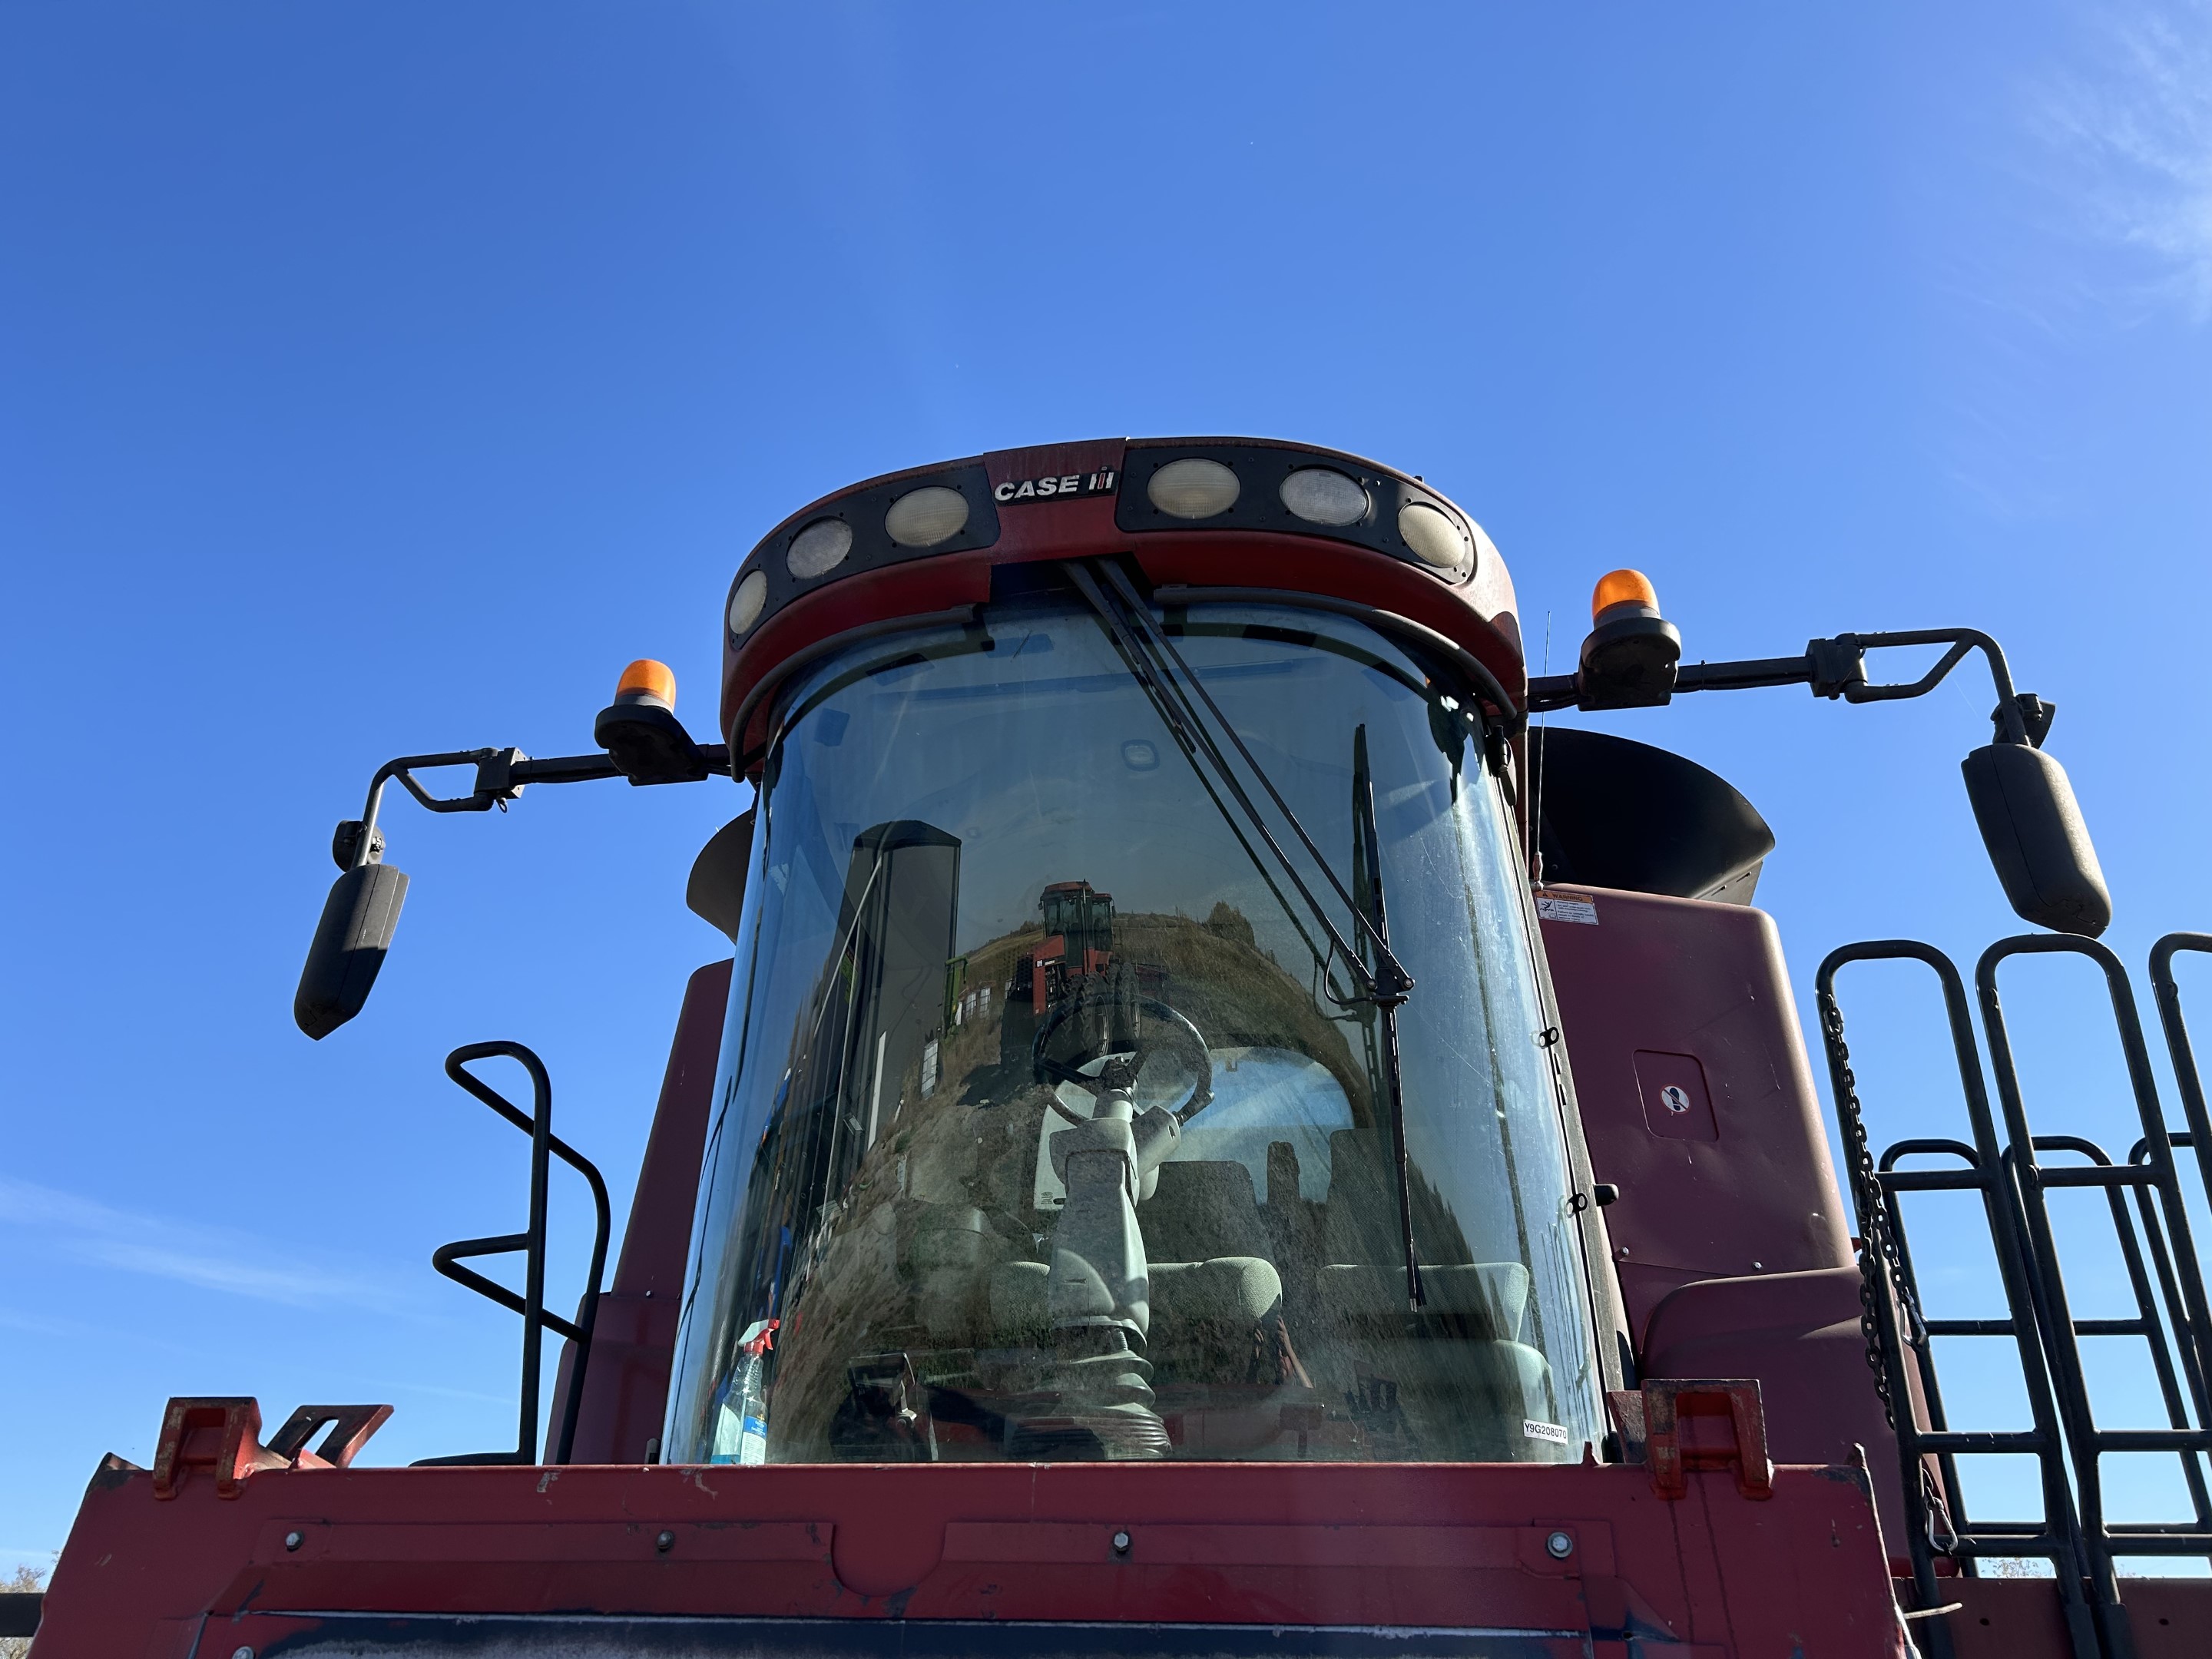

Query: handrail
[[414, 1041, 611, 1466], [2150, 933, 2212, 1222], [1977, 935, 2212, 1651], [1816, 941, 2093, 1658]]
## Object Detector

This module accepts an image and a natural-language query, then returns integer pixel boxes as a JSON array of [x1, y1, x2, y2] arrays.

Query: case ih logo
[[993, 469, 1117, 504]]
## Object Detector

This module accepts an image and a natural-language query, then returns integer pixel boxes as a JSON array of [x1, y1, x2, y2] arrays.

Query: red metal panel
[[1640, 1268, 1912, 1556], [43, 1455, 1906, 1656], [556, 959, 733, 1465], [1934, 1575, 2212, 1659], [1538, 885, 1853, 1340]]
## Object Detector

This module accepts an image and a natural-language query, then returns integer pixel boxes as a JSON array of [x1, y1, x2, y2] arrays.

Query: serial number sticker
[[1535, 894, 1598, 926], [993, 469, 1118, 504], [1522, 1418, 1571, 1445]]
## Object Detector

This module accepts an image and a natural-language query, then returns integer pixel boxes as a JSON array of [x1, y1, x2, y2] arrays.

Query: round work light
[[786, 518, 853, 579], [1279, 467, 1368, 526], [1398, 502, 1471, 572], [728, 569, 768, 635], [1146, 458, 1240, 519], [885, 486, 970, 548]]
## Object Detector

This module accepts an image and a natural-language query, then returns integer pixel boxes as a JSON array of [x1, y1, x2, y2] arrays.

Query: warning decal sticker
[[1535, 892, 1598, 926]]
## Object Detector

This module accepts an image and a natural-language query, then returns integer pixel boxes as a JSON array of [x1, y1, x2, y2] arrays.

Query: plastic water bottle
[[712, 1318, 778, 1465]]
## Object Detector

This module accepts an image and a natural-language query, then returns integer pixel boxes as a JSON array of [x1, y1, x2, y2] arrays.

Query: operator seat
[[1143, 1160, 1274, 1261], [1310, 1130, 1559, 1459], [988, 1156, 1303, 1449]]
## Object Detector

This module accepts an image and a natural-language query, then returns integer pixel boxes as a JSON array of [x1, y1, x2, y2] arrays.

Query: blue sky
[[4, 2, 2210, 1572]]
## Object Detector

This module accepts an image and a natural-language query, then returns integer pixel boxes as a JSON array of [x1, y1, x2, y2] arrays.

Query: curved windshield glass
[[665, 594, 1601, 1465]]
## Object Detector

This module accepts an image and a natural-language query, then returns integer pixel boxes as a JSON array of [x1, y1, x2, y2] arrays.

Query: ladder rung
[[2098, 1531, 2212, 1554], [2094, 1429, 2212, 1452], [1915, 1430, 2048, 1453], [1883, 1169, 1989, 1192], [2036, 1164, 2156, 1189]]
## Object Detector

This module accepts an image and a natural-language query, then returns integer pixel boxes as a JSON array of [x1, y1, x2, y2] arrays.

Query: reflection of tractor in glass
[[1034, 880, 1117, 1005], [1005, 880, 1171, 1081], [31, 435, 2212, 1659], [1009, 880, 1120, 1046]]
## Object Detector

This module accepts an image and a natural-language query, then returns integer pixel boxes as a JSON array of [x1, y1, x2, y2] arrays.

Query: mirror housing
[[295, 862, 410, 1038], [1962, 741, 2111, 938]]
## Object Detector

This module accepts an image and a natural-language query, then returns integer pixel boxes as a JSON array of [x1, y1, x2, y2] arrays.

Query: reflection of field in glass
[[756, 900, 1548, 1464]]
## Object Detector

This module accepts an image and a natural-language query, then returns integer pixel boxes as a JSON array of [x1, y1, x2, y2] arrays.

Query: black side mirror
[[1962, 740, 2111, 938], [295, 863, 410, 1038]]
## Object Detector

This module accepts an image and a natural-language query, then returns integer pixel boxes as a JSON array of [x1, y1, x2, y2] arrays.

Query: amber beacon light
[[1577, 567, 1682, 708], [614, 658, 679, 708], [594, 657, 712, 786], [1591, 568, 1659, 619]]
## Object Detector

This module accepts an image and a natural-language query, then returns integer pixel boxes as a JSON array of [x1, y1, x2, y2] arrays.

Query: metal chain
[[1820, 989, 1927, 1432]]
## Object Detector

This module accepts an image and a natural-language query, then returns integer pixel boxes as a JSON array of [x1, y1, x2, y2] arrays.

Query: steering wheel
[[1031, 992, 1214, 1126]]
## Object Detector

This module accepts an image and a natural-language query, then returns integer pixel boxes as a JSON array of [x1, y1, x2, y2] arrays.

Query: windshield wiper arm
[[1065, 560, 1414, 1011], [1069, 560, 1423, 1310]]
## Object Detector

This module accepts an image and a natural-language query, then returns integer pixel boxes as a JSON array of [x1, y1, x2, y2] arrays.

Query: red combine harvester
[[31, 438, 2212, 1657]]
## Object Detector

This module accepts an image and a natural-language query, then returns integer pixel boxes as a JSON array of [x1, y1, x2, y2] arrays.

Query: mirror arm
[[1832, 628, 2028, 739], [306, 736, 733, 1038], [1674, 653, 1830, 694], [1528, 626, 2038, 745], [347, 744, 733, 870]]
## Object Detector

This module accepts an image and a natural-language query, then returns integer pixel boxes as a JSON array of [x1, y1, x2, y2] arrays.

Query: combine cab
[[31, 439, 2212, 1657]]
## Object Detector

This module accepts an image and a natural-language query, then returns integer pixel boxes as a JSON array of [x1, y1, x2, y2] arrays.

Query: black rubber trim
[[729, 605, 982, 770], [1151, 584, 1522, 732]]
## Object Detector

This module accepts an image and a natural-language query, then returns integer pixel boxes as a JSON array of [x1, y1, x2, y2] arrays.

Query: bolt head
[[656, 1529, 676, 1553], [283, 1530, 303, 1551], [233, 1648, 255, 1659], [1545, 1530, 1575, 1559], [1111, 1529, 1132, 1555]]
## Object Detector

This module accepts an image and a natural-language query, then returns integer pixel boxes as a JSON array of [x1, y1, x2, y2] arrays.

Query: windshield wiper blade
[[1064, 560, 1414, 1012], [1352, 724, 1423, 1313]]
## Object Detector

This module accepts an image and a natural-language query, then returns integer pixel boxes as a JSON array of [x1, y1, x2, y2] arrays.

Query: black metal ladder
[[1819, 942, 2094, 1658], [1818, 933, 2212, 1659], [1977, 937, 2212, 1588]]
